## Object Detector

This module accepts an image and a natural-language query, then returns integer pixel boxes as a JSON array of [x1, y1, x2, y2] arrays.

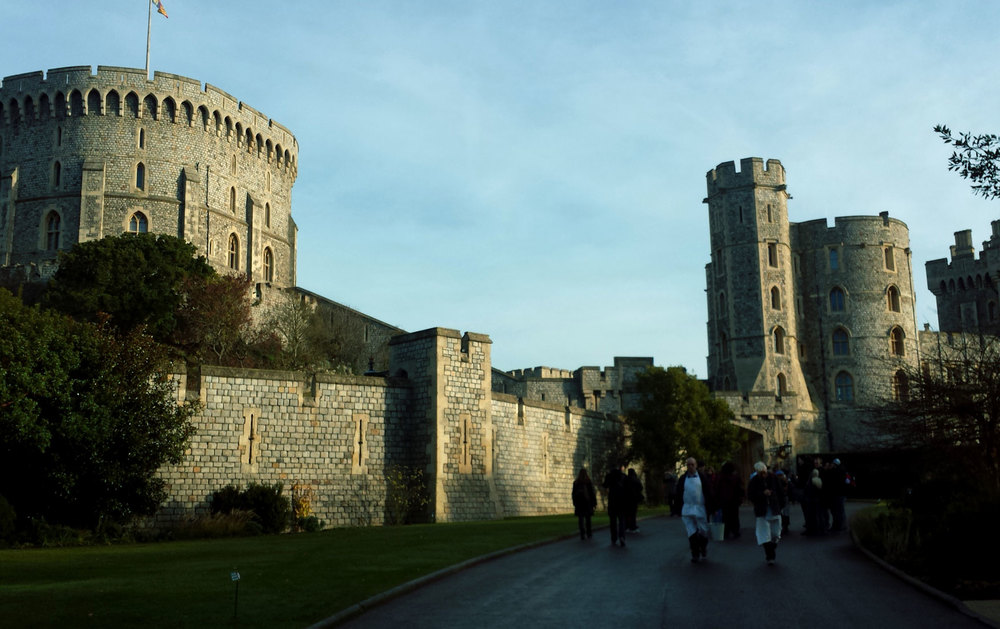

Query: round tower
[[0, 65, 298, 288]]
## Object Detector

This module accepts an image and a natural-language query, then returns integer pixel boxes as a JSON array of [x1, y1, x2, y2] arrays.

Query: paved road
[[333, 504, 987, 629]]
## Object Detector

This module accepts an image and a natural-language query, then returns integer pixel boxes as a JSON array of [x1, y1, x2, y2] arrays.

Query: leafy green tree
[[44, 233, 215, 342], [0, 289, 198, 529], [935, 125, 1000, 200], [626, 366, 739, 471]]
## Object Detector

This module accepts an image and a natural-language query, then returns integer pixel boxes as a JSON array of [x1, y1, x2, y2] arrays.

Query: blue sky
[[4, 1, 1000, 374]]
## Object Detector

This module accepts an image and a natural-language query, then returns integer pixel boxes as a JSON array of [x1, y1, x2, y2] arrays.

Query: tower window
[[45, 212, 61, 251], [832, 328, 849, 356], [887, 286, 901, 312], [228, 234, 239, 269], [830, 287, 845, 312], [770, 286, 781, 310], [263, 247, 273, 282], [773, 326, 785, 355], [129, 212, 148, 233], [135, 162, 145, 190], [884, 246, 895, 271], [229, 187, 236, 213], [52, 161, 61, 188], [767, 243, 778, 267], [892, 370, 909, 401], [835, 371, 854, 402], [890, 327, 905, 356], [829, 248, 838, 270], [265, 203, 271, 228]]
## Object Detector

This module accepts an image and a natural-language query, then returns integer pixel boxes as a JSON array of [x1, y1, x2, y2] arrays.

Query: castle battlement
[[792, 212, 909, 245], [706, 157, 785, 195], [0, 66, 298, 173]]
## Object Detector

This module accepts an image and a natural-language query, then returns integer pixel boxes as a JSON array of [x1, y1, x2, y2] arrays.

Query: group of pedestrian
[[571, 463, 644, 544], [576, 456, 851, 566], [671, 458, 787, 565], [799, 456, 852, 536]]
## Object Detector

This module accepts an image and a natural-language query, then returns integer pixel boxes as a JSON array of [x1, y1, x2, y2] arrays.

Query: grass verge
[[0, 507, 665, 628]]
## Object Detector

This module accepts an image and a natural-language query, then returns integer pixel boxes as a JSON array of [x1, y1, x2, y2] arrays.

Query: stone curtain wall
[[154, 328, 625, 529], [156, 366, 414, 529], [491, 395, 622, 516]]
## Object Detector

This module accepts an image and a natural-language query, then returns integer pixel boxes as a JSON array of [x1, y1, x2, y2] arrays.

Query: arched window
[[890, 327, 905, 356], [773, 326, 785, 355], [835, 372, 854, 402], [229, 187, 236, 212], [830, 287, 845, 312], [125, 92, 139, 118], [263, 247, 273, 282], [228, 234, 239, 269], [770, 286, 781, 310], [87, 89, 101, 115], [143, 94, 157, 120], [138, 128, 145, 149], [720, 331, 729, 359], [887, 286, 901, 312], [45, 212, 60, 250], [129, 212, 148, 233], [718, 291, 726, 315], [832, 328, 849, 356], [884, 246, 895, 271], [52, 161, 61, 188], [777, 373, 787, 397], [106, 90, 120, 116], [892, 370, 909, 402], [265, 203, 271, 228], [69, 90, 84, 116], [135, 162, 145, 190], [829, 248, 839, 270]]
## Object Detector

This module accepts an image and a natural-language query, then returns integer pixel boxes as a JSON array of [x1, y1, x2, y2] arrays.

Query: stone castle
[[0, 67, 980, 526], [0, 66, 638, 526]]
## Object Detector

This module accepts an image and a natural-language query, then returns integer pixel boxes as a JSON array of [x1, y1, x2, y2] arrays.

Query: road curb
[[850, 526, 999, 628], [306, 527, 595, 628]]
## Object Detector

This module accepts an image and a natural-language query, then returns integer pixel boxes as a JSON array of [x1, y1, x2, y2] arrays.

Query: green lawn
[[0, 509, 664, 628]]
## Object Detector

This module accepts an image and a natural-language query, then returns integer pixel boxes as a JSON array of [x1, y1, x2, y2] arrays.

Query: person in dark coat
[[672, 457, 715, 562], [602, 462, 628, 547], [747, 461, 786, 565], [625, 468, 644, 532], [571, 468, 597, 540], [715, 461, 743, 539]]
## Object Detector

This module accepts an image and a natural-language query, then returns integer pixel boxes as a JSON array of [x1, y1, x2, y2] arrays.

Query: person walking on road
[[715, 461, 743, 539], [603, 462, 628, 547], [673, 457, 714, 562], [571, 468, 597, 540], [625, 468, 644, 532], [748, 461, 785, 565]]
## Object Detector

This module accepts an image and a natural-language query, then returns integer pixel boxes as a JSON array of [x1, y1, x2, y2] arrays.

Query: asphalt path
[[331, 503, 987, 629]]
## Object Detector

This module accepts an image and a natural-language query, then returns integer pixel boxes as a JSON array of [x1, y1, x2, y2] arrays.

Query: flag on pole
[[153, 0, 168, 18]]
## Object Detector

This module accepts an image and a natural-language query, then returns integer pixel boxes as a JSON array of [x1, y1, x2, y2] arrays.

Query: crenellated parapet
[[0, 66, 297, 174], [705, 157, 786, 198]]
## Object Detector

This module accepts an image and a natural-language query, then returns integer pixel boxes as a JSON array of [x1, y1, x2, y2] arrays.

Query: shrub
[[171, 510, 257, 540], [211, 483, 290, 534], [298, 516, 323, 533], [0, 495, 16, 545], [385, 466, 429, 525]]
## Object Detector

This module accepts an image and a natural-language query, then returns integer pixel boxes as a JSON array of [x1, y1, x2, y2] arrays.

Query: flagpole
[[145, 0, 153, 77]]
